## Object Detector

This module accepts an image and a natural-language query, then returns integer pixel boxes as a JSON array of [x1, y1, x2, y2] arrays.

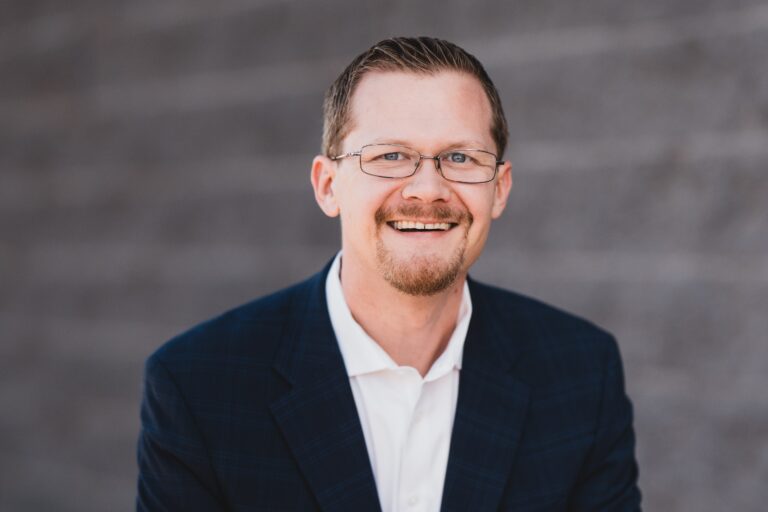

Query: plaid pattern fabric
[[137, 261, 641, 511]]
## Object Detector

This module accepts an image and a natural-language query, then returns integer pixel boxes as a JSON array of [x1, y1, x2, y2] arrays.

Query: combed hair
[[321, 36, 509, 158]]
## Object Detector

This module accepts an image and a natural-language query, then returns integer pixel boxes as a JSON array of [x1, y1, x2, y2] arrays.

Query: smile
[[387, 220, 457, 232]]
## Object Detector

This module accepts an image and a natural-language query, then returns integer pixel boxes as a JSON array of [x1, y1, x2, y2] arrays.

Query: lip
[[385, 221, 459, 238], [389, 219, 459, 224], [375, 204, 468, 231], [386, 220, 459, 228]]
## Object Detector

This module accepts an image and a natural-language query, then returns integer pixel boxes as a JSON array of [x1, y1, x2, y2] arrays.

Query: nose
[[401, 156, 452, 203]]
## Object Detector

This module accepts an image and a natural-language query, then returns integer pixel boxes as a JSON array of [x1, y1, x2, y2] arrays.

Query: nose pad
[[415, 156, 441, 174]]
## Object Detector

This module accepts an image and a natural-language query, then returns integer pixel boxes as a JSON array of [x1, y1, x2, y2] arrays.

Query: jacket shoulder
[[469, 279, 621, 364], [471, 279, 612, 334], [148, 272, 324, 369]]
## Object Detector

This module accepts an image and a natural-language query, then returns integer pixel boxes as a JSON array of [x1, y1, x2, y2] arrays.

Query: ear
[[491, 160, 513, 219], [311, 155, 340, 217]]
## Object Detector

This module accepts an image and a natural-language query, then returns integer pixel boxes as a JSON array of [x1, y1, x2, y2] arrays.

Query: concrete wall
[[1, 1, 767, 510]]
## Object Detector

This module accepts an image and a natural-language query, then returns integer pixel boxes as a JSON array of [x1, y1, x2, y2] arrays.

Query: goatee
[[374, 204, 472, 296]]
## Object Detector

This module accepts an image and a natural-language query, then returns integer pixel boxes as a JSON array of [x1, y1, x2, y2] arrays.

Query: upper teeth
[[392, 221, 452, 231]]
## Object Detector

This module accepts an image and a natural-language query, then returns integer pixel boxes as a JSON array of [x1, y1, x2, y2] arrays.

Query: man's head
[[322, 37, 509, 159], [312, 37, 512, 296]]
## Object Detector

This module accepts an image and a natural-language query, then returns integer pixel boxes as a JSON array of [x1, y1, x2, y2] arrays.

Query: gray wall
[[2, 1, 767, 510]]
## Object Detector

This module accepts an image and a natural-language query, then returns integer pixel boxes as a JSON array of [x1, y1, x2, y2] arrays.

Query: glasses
[[332, 143, 503, 184]]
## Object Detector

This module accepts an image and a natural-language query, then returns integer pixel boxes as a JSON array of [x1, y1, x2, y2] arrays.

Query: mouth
[[387, 220, 458, 232]]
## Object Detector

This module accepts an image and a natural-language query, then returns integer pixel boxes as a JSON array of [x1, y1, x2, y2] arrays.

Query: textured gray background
[[1, 1, 767, 510]]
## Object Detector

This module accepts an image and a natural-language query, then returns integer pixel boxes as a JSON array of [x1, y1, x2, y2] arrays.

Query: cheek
[[340, 177, 399, 212], [462, 189, 496, 225], [337, 183, 393, 233]]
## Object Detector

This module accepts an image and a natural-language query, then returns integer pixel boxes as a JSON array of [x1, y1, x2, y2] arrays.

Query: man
[[137, 37, 641, 511]]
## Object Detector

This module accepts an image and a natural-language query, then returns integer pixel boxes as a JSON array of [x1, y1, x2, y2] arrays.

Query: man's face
[[313, 70, 512, 295]]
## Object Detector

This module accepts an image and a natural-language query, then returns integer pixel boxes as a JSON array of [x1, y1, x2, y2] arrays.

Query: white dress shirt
[[325, 253, 472, 512]]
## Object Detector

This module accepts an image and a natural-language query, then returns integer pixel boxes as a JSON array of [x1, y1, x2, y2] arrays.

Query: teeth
[[392, 221, 452, 231]]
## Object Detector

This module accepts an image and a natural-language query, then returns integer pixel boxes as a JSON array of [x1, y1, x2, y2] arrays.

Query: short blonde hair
[[322, 36, 509, 158]]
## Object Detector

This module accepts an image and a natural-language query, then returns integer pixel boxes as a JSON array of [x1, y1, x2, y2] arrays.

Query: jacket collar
[[270, 262, 530, 512], [270, 259, 381, 512], [440, 278, 531, 511]]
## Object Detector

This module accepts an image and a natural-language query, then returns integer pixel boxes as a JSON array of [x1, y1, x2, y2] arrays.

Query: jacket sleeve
[[136, 355, 226, 511], [568, 338, 642, 511]]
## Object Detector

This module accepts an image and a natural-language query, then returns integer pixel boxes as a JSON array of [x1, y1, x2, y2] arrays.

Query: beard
[[374, 203, 472, 296]]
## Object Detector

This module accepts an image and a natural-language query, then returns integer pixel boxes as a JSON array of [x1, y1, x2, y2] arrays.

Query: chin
[[375, 243, 466, 296]]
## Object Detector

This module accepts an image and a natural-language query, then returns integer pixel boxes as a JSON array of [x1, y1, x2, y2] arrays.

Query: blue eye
[[382, 152, 401, 161], [446, 152, 468, 163]]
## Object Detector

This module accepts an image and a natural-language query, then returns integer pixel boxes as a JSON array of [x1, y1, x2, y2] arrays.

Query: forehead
[[344, 70, 495, 150]]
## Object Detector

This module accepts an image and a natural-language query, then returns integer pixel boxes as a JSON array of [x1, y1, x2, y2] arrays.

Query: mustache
[[375, 204, 473, 225]]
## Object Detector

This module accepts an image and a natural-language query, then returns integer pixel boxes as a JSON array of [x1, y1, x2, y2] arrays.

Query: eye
[[443, 152, 472, 164], [370, 151, 406, 162]]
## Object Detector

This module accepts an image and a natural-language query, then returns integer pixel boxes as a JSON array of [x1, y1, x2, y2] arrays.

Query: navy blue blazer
[[137, 262, 641, 511]]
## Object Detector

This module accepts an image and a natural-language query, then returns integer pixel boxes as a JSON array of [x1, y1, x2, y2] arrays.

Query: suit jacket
[[137, 262, 641, 511]]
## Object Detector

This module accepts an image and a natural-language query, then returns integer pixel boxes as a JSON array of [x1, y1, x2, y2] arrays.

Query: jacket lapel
[[441, 279, 531, 512], [269, 267, 381, 512]]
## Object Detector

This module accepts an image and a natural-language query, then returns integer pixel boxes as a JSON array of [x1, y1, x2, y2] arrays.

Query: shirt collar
[[325, 252, 472, 380]]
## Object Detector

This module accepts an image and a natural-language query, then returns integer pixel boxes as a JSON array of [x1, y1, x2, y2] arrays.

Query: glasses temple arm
[[331, 151, 362, 160]]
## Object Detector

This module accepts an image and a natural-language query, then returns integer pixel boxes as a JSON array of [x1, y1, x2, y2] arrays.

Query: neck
[[339, 255, 465, 377]]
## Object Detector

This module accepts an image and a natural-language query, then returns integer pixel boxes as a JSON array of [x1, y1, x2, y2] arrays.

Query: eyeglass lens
[[359, 144, 497, 183]]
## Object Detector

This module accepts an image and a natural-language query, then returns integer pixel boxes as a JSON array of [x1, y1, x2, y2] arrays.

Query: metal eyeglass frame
[[331, 143, 504, 184]]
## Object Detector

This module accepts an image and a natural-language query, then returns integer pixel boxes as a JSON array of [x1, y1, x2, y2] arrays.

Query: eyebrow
[[368, 138, 493, 152]]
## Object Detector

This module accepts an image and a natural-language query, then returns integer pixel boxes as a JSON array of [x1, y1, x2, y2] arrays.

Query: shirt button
[[407, 495, 420, 506]]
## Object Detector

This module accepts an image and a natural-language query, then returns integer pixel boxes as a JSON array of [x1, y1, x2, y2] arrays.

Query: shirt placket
[[398, 374, 433, 512]]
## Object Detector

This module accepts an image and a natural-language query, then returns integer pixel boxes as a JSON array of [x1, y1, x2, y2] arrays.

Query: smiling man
[[137, 37, 641, 511]]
